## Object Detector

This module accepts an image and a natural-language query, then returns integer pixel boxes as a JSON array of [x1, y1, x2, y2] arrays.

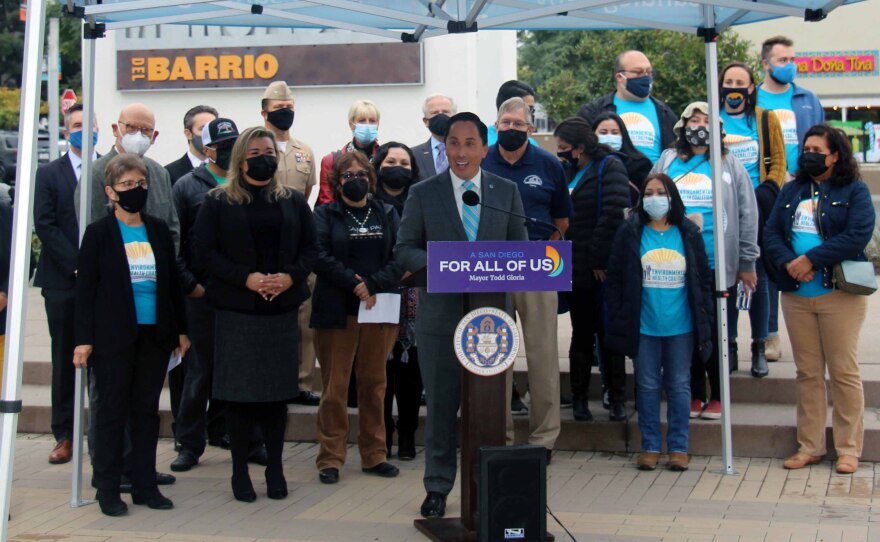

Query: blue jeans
[[768, 276, 779, 335], [728, 260, 770, 341], [635, 333, 694, 453]]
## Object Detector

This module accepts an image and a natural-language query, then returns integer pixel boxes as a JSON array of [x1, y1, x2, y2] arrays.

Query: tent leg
[[0, 0, 49, 538], [70, 26, 98, 509], [702, 7, 736, 477]]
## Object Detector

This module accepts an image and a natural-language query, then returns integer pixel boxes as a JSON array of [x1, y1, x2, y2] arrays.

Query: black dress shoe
[[397, 435, 416, 461], [170, 450, 199, 472], [319, 468, 339, 484], [156, 472, 176, 485], [208, 434, 231, 449], [96, 490, 128, 516], [560, 394, 573, 408], [232, 474, 256, 502], [266, 471, 288, 500], [132, 489, 173, 510], [119, 477, 132, 494], [572, 398, 593, 422], [362, 462, 399, 478], [609, 401, 627, 421], [291, 391, 321, 406], [248, 445, 269, 466], [420, 492, 446, 518]]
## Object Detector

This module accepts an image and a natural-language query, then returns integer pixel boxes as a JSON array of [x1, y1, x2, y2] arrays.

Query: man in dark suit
[[164, 105, 218, 185], [394, 112, 528, 519], [410, 94, 456, 181], [34, 103, 97, 464]]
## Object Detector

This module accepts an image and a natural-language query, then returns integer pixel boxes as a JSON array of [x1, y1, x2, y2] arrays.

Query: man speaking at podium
[[395, 112, 528, 519]]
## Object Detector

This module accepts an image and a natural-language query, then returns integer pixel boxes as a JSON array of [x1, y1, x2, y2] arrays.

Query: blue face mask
[[624, 75, 653, 99], [598, 134, 622, 151], [769, 62, 797, 85], [353, 123, 378, 145], [68, 130, 98, 151], [643, 195, 670, 221]]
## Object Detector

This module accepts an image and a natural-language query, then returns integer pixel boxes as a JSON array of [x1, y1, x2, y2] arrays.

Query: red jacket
[[317, 140, 381, 205]]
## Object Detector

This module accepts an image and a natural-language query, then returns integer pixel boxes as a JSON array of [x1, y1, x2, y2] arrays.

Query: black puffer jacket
[[566, 153, 631, 288], [754, 179, 780, 283], [605, 215, 714, 361]]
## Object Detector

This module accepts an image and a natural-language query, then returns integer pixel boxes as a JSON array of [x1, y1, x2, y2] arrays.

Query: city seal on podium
[[454, 308, 520, 376]]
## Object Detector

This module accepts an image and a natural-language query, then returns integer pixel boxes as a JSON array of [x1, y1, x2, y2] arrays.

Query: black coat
[[754, 179, 780, 282], [566, 153, 631, 288], [194, 186, 317, 312], [577, 92, 678, 153], [165, 153, 194, 185], [171, 164, 219, 295], [75, 213, 186, 355], [34, 153, 80, 290], [310, 199, 403, 329], [605, 216, 714, 361]]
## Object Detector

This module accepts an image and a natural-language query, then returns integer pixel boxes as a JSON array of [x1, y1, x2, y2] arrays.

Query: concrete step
[[17, 384, 880, 461]]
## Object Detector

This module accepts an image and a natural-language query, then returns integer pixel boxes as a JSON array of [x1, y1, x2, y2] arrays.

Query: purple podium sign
[[427, 240, 572, 293]]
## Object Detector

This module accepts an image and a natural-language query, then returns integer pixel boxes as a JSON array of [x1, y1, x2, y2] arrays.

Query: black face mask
[[497, 129, 528, 152], [428, 114, 450, 138], [267, 108, 295, 131], [379, 166, 412, 190], [341, 178, 369, 201], [557, 150, 578, 168], [213, 145, 233, 171], [685, 126, 711, 148], [245, 155, 278, 182], [114, 185, 148, 214], [799, 152, 830, 178]]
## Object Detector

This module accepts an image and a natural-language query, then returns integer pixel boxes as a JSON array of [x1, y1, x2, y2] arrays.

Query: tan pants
[[506, 290, 561, 449], [314, 317, 398, 470], [781, 290, 867, 457], [298, 274, 317, 391]]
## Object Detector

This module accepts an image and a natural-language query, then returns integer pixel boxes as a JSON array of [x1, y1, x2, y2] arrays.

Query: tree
[[518, 30, 758, 122]]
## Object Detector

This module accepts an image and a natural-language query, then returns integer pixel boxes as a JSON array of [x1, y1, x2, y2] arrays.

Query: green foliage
[[0, 87, 49, 130], [518, 29, 758, 122]]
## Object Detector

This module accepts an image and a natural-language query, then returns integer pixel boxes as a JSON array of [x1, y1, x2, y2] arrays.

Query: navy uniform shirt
[[482, 143, 572, 240]]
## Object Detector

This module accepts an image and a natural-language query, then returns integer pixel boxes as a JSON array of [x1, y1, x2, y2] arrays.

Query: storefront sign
[[117, 42, 422, 90], [427, 241, 572, 293], [795, 51, 878, 77]]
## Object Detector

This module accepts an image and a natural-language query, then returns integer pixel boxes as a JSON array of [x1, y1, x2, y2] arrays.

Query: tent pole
[[0, 0, 48, 538], [70, 21, 98, 509], [702, 6, 736, 476]]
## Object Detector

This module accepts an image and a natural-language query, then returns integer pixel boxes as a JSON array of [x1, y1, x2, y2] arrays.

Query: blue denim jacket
[[791, 84, 825, 152], [764, 177, 874, 292]]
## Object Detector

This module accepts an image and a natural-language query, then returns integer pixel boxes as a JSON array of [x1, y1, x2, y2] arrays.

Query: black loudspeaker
[[479, 445, 547, 542]]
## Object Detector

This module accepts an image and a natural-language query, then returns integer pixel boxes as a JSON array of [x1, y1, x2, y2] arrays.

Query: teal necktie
[[461, 180, 479, 241]]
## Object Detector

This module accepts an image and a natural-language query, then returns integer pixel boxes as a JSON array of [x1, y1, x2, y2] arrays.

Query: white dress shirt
[[449, 168, 482, 223]]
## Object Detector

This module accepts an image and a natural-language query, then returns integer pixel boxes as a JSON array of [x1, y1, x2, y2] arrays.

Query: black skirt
[[213, 309, 299, 403]]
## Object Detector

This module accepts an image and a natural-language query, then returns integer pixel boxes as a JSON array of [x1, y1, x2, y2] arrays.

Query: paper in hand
[[167, 350, 182, 373], [358, 293, 402, 324]]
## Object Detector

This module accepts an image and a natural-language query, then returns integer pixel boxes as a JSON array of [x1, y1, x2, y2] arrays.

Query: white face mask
[[120, 131, 152, 156]]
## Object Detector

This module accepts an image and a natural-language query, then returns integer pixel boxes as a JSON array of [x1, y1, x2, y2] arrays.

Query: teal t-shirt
[[207, 168, 227, 185], [118, 220, 157, 325], [721, 110, 760, 188], [790, 196, 832, 297], [757, 86, 798, 176], [640, 225, 693, 337], [614, 95, 662, 164], [667, 154, 715, 268]]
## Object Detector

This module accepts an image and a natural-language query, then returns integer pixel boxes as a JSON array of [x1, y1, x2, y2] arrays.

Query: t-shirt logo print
[[676, 173, 713, 207], [793, 198, 818, 233], [523, 175, 543, 187], [642, 248, 686, 289], [619, 112, 656, 148]]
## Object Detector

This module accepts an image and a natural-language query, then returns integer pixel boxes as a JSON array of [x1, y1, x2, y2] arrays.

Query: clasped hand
[[786, 255, 815, 283], [246, 272, 293, 301]]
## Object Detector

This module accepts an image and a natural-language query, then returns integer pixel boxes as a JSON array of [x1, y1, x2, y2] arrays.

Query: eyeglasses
[[115, 179, 149, 190], [117, 120, 154, 137], [498, 120, 530, 130], [341, 170, 370, 181], [619, 69, 653, 77]]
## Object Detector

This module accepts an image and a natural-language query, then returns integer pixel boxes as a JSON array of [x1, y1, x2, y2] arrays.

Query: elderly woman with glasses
[[73, 154, 189, 516], [311, 151, 405, 485]]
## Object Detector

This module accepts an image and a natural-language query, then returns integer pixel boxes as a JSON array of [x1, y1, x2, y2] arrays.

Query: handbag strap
[[671, 154, 709, 185], [760, 108, 772, 176]]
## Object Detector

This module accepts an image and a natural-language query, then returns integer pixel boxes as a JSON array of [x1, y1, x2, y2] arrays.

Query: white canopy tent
[[0, 0, 859, 538]]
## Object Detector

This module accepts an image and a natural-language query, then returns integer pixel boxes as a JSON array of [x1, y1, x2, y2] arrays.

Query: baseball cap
[[202, 118, 239, 147]]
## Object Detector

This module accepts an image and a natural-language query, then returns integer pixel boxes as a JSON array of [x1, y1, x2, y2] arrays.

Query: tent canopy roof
[[66, 0, 857, 40]]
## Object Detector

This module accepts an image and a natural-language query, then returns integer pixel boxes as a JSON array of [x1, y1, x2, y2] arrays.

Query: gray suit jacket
[[411, 139, 436, 181], [394, 169, 528, 337], [75, 146, 181, 253]]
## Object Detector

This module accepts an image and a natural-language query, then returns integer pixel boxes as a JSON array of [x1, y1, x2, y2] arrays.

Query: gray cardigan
[[652, 148, 759, 289]]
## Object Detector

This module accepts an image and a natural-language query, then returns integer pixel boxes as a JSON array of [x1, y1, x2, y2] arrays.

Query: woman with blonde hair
[[195, 126, 317, 502], [317, 99, 382, 205]]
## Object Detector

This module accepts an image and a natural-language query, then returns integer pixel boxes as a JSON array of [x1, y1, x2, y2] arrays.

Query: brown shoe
[[667, 452, 689, 471], [836, 455, 859, 474], [783, 452, 823, 470], [48, 439, 72, 464], [637, 452, 659, 471]]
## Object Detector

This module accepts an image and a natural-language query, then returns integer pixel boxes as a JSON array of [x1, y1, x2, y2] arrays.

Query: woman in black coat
[[194, 126, 317, 502], [606, 173, 713, 472], [73, 154, 189, 516], [311, 151, 404, 485], [592, 111, 653, 190], [553, 116, 631, 423]]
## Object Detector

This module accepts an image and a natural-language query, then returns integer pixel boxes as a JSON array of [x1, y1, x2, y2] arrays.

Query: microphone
[[462, 190, 564, 240]]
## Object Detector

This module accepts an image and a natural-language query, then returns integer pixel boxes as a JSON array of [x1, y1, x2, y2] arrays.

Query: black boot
[[572, 397, 593, 422], [728, 341, 738, 373], [751, 340, 769, 378]]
